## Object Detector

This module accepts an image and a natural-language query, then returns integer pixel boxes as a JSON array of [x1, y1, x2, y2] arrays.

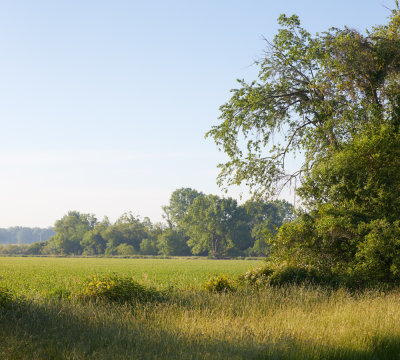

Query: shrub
[[353, 219, 400, 283], [77, 273, 160, 304], [239, 263, 333, 287], [268, 265, 322, 286], [203, 275, 236, 293], [239, 265, 274, 286]]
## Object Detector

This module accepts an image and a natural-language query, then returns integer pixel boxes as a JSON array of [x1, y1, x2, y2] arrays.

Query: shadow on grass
[[0, 299, 400, 360], [0, 299, 265, 360]]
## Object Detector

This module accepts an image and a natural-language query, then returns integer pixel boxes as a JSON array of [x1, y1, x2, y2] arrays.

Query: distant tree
[[32, 228, 55, 243], [0, 227, 54, 245], [0, 244, 25, 255], [138, 239, 157, 255], [224, 205, 253, 257], [157, 229, 190, 256], [47, 211, 97, 255], [163, 188, 204, 228], [27, 241, 46, 255], [138, 221, 163, 255], [81, 217, 110, 255], [244, 200, 293, 256], [16, 228, 32, 245], [111, 213, 148, 251], [116, 243, 136, 255], [182, 195, 239, 258]]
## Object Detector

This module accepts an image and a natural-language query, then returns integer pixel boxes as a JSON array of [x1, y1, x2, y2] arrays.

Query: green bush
[[239, 264, 332, 287], [203, 275, 236, 293], [239, 265, 274, 286], [353, 219, 400, 283], [268, 265, 322, 286], [77, 273, 160, 304]]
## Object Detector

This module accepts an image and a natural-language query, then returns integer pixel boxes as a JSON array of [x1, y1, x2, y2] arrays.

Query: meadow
[[1, 257, 400, 359]]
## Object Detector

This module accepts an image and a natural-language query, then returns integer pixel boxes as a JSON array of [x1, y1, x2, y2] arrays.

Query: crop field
[[1, 257, 400, 360], [0, 257, 262, 296]]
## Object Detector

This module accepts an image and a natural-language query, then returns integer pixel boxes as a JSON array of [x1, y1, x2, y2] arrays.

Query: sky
[[0, 0, 393, 227]]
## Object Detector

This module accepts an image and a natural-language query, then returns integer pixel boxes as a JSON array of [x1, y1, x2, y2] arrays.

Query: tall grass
[[1, 285, 400, 359], [1, 257, 400, 359]]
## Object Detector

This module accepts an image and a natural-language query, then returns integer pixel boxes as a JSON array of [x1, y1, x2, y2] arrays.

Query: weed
[[202, 275, 236, 293]]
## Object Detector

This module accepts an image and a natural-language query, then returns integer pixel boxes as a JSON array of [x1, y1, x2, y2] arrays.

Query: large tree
[[244, 200, 293, 256], [207, 9, 400, 198], [207, 6, 400, 281], [103, 212, 149, 254], [81, 217, 110, 255], [162, 188, 204, 228], [181, 195, 239, 258], [46, 211, 97, 255]]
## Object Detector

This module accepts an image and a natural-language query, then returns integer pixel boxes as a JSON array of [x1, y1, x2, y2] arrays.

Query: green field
[[1, 257, 400, 359], [0, 257, 262, 296]]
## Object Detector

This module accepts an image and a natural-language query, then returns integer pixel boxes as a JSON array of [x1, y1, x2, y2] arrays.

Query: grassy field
[[1, 257, 400, 359], [0, 257, 262, 296]]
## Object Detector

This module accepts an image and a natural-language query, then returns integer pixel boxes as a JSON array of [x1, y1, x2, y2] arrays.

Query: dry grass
[[1, 257, 400, 359], [1, 286, 400, 359]]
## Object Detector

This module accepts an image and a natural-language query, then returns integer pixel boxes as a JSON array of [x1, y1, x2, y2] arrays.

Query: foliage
[[105, 213, 149, 252], [207, 5, 400, 283], [162, 187, 204, 228], [46, 211, 97, 255], [77, 273, 160, 304], [26, 241, 47, 255], [80, 218, 109, 255], [353, 219, 400, 282], [157, 228, 190, 256], [244, 200, 293, 256], [273, 125, 400, 282], [116, 243, 136, 255], [1, 188, 292, 258], [268, 265, 323, 286], [139, 238, 158, 255], [238, 263, 324, 287], [239, 265, 274, 286], [207, 8, 400, 198], [182, 195, 239, 258], [202, 275, 236, 293]]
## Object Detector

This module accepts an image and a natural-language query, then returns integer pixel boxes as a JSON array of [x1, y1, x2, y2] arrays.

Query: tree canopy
[[1, 189, 293, 258], [207, 5, 400, 283], [207, 7, 400, 199]]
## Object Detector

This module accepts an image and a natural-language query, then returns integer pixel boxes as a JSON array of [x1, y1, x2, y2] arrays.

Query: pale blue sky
[[0, 0, 392, 227]]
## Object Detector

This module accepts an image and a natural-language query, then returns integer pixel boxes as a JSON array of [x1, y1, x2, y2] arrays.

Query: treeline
[[0, 227, 54, 245], [0, 188, 292, 257]]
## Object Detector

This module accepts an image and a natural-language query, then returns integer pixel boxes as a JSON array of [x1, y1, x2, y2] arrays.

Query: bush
[[239, 265, 274, 286], [239, 264, 332, 287], [203, 275, 236, 293], [268, 265, 322, 286], [77, 273, 160, 304], [353, 219, 400, 283]]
